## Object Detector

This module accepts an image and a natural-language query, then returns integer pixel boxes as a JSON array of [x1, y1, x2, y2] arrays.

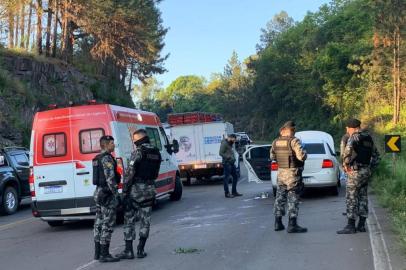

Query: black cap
[[281, 120, 296, 130], [100, 135, 114, 142], [345, 119, 361, 128]]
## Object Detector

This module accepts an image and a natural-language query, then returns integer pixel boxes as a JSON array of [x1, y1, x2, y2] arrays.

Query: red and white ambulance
[[29, 103, 182, 226]]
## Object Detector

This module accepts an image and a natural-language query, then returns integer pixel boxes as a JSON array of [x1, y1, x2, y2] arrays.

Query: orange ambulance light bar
[[48, 104, 58, 110]]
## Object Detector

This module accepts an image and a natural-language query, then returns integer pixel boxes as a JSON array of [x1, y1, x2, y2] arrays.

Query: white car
[[243, 131, 341, 196]]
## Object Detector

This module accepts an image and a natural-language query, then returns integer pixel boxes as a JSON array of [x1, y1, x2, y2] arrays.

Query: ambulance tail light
[[116, 157, 124, 190], [322, 159, 334, 169], [29, 167, 36, 198], [269, 162, 279, 171]]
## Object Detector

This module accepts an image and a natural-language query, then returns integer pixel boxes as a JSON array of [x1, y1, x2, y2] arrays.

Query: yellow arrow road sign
[[385, 135, 401, 153]]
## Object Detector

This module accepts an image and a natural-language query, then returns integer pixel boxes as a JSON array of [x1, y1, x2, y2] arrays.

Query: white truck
[[167, 113, 239, 185]]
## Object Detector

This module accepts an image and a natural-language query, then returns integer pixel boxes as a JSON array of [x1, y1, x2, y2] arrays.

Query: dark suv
[[0, 147, 30, 215]]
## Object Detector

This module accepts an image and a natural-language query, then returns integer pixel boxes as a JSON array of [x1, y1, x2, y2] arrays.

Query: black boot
[[337, 218, 356, 234], [357, 217, 367, 232], [99, 242, 120, 263], [94, 241, 101, 260], [137, 237, 148, 258], [117, 240, 135, 259], [274, 216, 285, 231], [287, 217, 307, 233]]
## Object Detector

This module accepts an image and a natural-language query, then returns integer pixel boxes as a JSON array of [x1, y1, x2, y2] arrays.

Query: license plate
[[194, 164, 207, 169], [44, 186, 63, 194]]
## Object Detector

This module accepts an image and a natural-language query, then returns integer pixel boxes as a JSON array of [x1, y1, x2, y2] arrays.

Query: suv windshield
[[303, 143, 326, 154]]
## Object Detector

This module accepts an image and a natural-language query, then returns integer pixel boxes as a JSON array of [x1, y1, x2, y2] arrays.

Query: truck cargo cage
[[168, 112, 223, 126]]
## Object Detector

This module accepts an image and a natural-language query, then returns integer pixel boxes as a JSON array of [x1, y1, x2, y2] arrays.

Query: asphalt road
[[0, 166, 399, 270]]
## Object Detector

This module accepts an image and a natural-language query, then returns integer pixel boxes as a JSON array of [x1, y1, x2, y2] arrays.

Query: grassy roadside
[[371, 151, 406, 250]]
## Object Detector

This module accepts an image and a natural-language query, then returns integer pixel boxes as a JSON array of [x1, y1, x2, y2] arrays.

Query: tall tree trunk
[[61, 0, 67, 55], [7, 9, 14, 48], [36, 0, 43, 55], [26, 1, 33, 50], [19, 3, 26, 48], [396, 29, 401, 123], [45, 0, 53, 56], [127, 62, 134, 92], [15, 10, 20, 48], [52, 0, 59, 57]]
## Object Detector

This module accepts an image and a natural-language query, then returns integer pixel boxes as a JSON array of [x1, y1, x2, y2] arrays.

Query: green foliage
[[372, 151, 406, 250]]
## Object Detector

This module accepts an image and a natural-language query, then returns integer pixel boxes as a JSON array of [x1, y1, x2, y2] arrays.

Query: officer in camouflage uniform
[[93, 135, 121, 263], [337, 119, 380, 234], [271, 121, 308, 233], [118, 129, 160, 260]]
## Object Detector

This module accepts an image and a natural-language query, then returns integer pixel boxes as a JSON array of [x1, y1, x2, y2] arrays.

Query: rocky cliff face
[[0, 50, 134, 147]]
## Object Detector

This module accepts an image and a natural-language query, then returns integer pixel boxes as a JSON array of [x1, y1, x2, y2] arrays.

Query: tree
[[256, 11, 294, 52], [373, 0, 406, 124], [35, 0, 42, 54], [45, 0, 52, 56]]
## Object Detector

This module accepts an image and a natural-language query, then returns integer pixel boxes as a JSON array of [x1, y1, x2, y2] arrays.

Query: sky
[[156, 0, 331, 87]]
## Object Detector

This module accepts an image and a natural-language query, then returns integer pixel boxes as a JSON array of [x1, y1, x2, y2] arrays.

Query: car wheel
[[47, 221, 64, 227], [170, 176, 183, 201], [273, 187, 277, 197], [1, 186, 19, 215]]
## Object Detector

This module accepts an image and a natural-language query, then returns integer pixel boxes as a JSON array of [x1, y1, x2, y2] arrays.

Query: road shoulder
[[369, 195, 406, 270]]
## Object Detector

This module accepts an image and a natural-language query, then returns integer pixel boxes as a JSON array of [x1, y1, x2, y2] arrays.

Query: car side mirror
[[0, 156, 4, 166], [172, 139, 179, 154]]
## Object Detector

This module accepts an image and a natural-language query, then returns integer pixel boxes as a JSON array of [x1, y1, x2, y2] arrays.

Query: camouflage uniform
[[343, 130, 380, 220], [271, 137, 307, 218], [93, 150, 119, 245], [122, 145, 157, 241]]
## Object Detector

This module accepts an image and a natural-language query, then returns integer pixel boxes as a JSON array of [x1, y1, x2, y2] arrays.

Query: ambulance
[[29, 102, 182, 226]]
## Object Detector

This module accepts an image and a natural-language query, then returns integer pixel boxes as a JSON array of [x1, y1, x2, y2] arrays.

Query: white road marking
[[0, 217, 34, 232], [74, 245, 122, 270], [367, 199, 393, 270]]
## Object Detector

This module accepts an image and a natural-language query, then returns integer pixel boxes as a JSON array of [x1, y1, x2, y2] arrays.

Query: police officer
[[93, 135, 121, 263], [337, 119, 380, 234], [271, 121, 308, 233], [118, 129, 161, 259], [219, 134, 242, 198]]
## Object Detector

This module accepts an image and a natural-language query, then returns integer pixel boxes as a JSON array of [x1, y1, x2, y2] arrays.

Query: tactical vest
[[133, 145, 162, 182], [352, 133, 373, 165], [273, 137, 304, 169], [92, 152, 121, 187]]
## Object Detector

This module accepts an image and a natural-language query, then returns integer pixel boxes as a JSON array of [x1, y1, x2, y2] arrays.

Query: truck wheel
[[1, 186, 19, 215], [170, 176, 183, 201], [47, 221, 64, 227], [184, 173, 192, 186]]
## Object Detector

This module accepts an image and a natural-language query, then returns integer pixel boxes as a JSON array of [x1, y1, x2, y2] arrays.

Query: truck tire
[[184, 173, 192, 186], [170, 176, 183, 201], [1, 186, 19, 215], [47, 221, 64, 227]]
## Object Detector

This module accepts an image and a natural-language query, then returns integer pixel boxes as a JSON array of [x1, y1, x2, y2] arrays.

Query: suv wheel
[[1, 186, 19, 215]]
